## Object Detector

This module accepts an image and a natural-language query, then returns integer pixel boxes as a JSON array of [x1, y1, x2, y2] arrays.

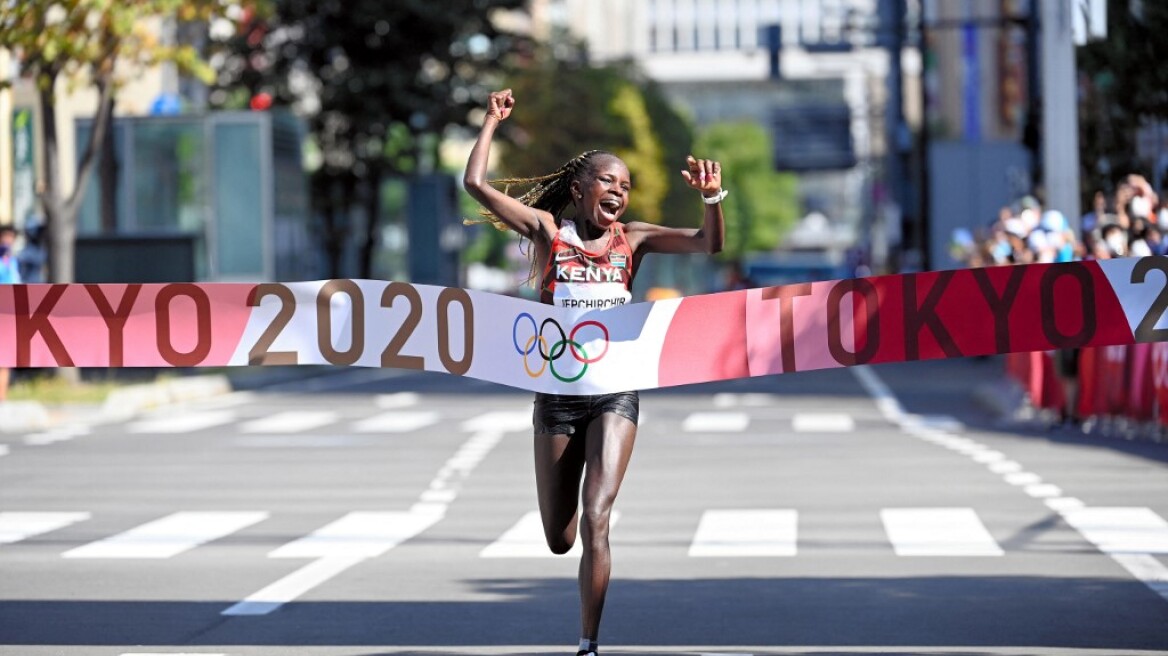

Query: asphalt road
[[2, 357, 1167, 656]]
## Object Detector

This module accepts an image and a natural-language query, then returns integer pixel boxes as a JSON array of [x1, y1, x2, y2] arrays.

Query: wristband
[[702, 188, 728, 205]]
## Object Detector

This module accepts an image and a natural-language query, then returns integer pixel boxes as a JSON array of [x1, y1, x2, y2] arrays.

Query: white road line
[[120, 653, 227, 656], [1046, 497, 1085, 512], [792, 413, 854, 433], [461, 410, 532, 432], [481, 510, 622, 558], [881, 508, 1004, 556], [63, 511, 267, 559], [127, 411, 236, 434], [988, 460, 1023, 474], [269, 510, 443, 559], [227, 419, 515, 616], [0, 444, 8, 457], [688, 509, 798, 557], [1003, 471, 1042, 486], [239, 411, 339, 434], [376, 392, 420, 408], [351, 411, 440, 433], [221, 555, 365, 616], [1024, 483, 1063, 498], [682, 412, 750, 432], [0, 512, 91, 545], [1060, 507, 1168, 603], [712, 392, 776, 408], [1060, 507, 1168, 554]]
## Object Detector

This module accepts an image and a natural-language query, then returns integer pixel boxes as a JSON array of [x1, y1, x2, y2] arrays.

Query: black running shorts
[[532, 391, 640, 436]]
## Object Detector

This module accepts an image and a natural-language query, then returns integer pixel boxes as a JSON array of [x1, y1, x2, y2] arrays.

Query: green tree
[[211, 0, 525, 278], [695, 121, 799, 260], [0, 0, 243, 284], [1077, 0, 1168, 197], [498, 47, 695, 228]]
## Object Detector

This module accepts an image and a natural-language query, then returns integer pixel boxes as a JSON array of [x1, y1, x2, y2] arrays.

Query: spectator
[[0, 225, 20, 402], [17, 218, 46, 284]]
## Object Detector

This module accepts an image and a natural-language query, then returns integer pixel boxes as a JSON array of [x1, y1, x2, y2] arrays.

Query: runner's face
[[575, 158, 631, 229]]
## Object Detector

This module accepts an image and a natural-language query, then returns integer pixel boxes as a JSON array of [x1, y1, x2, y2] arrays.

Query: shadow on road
[[1, 575, 1164, 650]]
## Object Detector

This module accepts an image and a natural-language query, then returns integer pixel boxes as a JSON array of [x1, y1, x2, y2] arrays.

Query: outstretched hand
[[680, 155, 722, 195], [486, 89, 515, 122]]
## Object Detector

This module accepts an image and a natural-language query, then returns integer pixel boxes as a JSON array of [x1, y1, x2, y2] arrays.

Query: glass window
[[214, 122, 264, 278], [131, 119, 205, 232]]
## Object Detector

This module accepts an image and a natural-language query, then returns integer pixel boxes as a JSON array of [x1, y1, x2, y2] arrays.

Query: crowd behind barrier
[[956, 173, 1168, 440]]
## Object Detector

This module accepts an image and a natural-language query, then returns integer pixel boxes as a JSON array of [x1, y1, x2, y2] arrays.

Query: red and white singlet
[[540, 220, 634, 309]]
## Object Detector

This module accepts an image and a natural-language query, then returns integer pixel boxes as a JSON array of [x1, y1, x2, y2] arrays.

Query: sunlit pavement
[[1, 357, 1166, 656]]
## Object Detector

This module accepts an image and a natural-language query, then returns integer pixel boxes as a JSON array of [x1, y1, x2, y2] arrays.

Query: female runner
[[463, 88, 725, 656]]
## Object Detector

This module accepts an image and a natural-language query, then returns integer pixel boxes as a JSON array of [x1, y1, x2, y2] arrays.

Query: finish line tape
[[2, 257, 1167, 395]]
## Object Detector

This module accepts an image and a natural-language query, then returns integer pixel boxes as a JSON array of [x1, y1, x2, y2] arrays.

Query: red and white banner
[[3, 257, 1168, 395]]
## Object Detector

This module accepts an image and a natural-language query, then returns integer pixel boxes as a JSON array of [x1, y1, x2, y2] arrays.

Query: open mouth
[[599, 198, 622, 219]]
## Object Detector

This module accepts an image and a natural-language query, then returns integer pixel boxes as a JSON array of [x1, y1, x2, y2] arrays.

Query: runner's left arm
[[627, 155, 724, 255]]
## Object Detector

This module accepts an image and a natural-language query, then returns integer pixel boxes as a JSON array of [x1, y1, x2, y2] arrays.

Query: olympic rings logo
[[512, 313, 610, 383]]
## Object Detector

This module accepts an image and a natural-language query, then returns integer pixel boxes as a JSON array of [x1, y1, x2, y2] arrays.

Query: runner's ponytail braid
[[466, 150, 606, 231], [463, 150, 613, 286]]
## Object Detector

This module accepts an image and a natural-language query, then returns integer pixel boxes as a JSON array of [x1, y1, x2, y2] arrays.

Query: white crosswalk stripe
[[127, 411, 237, 434], [481, 510, 622, 558], [682, 411, 750, 432], [0, 511, 91, 545], [880, 508, 1004, 556], [689, 509, 798, 557], [792, 413, 855, 432], [350, 411, 440, 433], [62, 512, 268, 559], [239, 410, 339, 433]]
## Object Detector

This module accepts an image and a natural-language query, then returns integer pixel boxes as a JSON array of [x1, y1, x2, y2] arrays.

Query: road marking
[[1060, 507, 1168, 554], [63, 511, 267, 559], [351, 411, 440, 433], [481, 510, 622, 558], [688, 509, 798, 557], [120, 653, 227, 656], [1003, 471, 1042, 486], [712, 392, 776, 407], [269, 510, 442, 559], [881, 508, 1003, 556], [222, 555, 366, 616], [0, 511, 91, 545], [376, 392, 420, 408], [1060, 507, 1168, 603], [0, 444, 8, 457], [988, 460, 1023, 474], [1046, 497, 1085, 512], [1024, 483, 1062, 498], [293, 646, 1162, 655], [792, 413, 854, 433], [682, 412, 750, 432], [227, 419, 515, 616], [972, 450, 1006, 463], [239, 410, 339, 433], [461, 410, 531, 432], [127, 411, 236, 434]]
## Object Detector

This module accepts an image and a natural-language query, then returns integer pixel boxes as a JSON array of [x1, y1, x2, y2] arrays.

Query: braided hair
[[465, 149, 620, 286], [467, 149, 616, 231]]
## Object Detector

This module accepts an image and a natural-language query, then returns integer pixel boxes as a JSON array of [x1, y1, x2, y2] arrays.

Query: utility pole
[[880, 0, 911, 268], [1039, 0, 1081, 229]]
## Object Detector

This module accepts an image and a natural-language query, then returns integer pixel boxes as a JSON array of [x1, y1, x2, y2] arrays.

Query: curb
[[1, 374, 234, 433], [0, 401, 52, 433], [99, 374, 233, 422]]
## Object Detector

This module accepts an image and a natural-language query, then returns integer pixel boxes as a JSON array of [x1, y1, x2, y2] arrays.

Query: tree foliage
[[0, 0, 248, 283], [210, 0, 526, 277], [1077, 0, 1168, 196], [498, 47, 696, 228], [695, 121, 799, 260]]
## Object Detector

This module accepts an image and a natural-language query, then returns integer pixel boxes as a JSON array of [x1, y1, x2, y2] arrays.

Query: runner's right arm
[[462, 89, 555, 241]]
